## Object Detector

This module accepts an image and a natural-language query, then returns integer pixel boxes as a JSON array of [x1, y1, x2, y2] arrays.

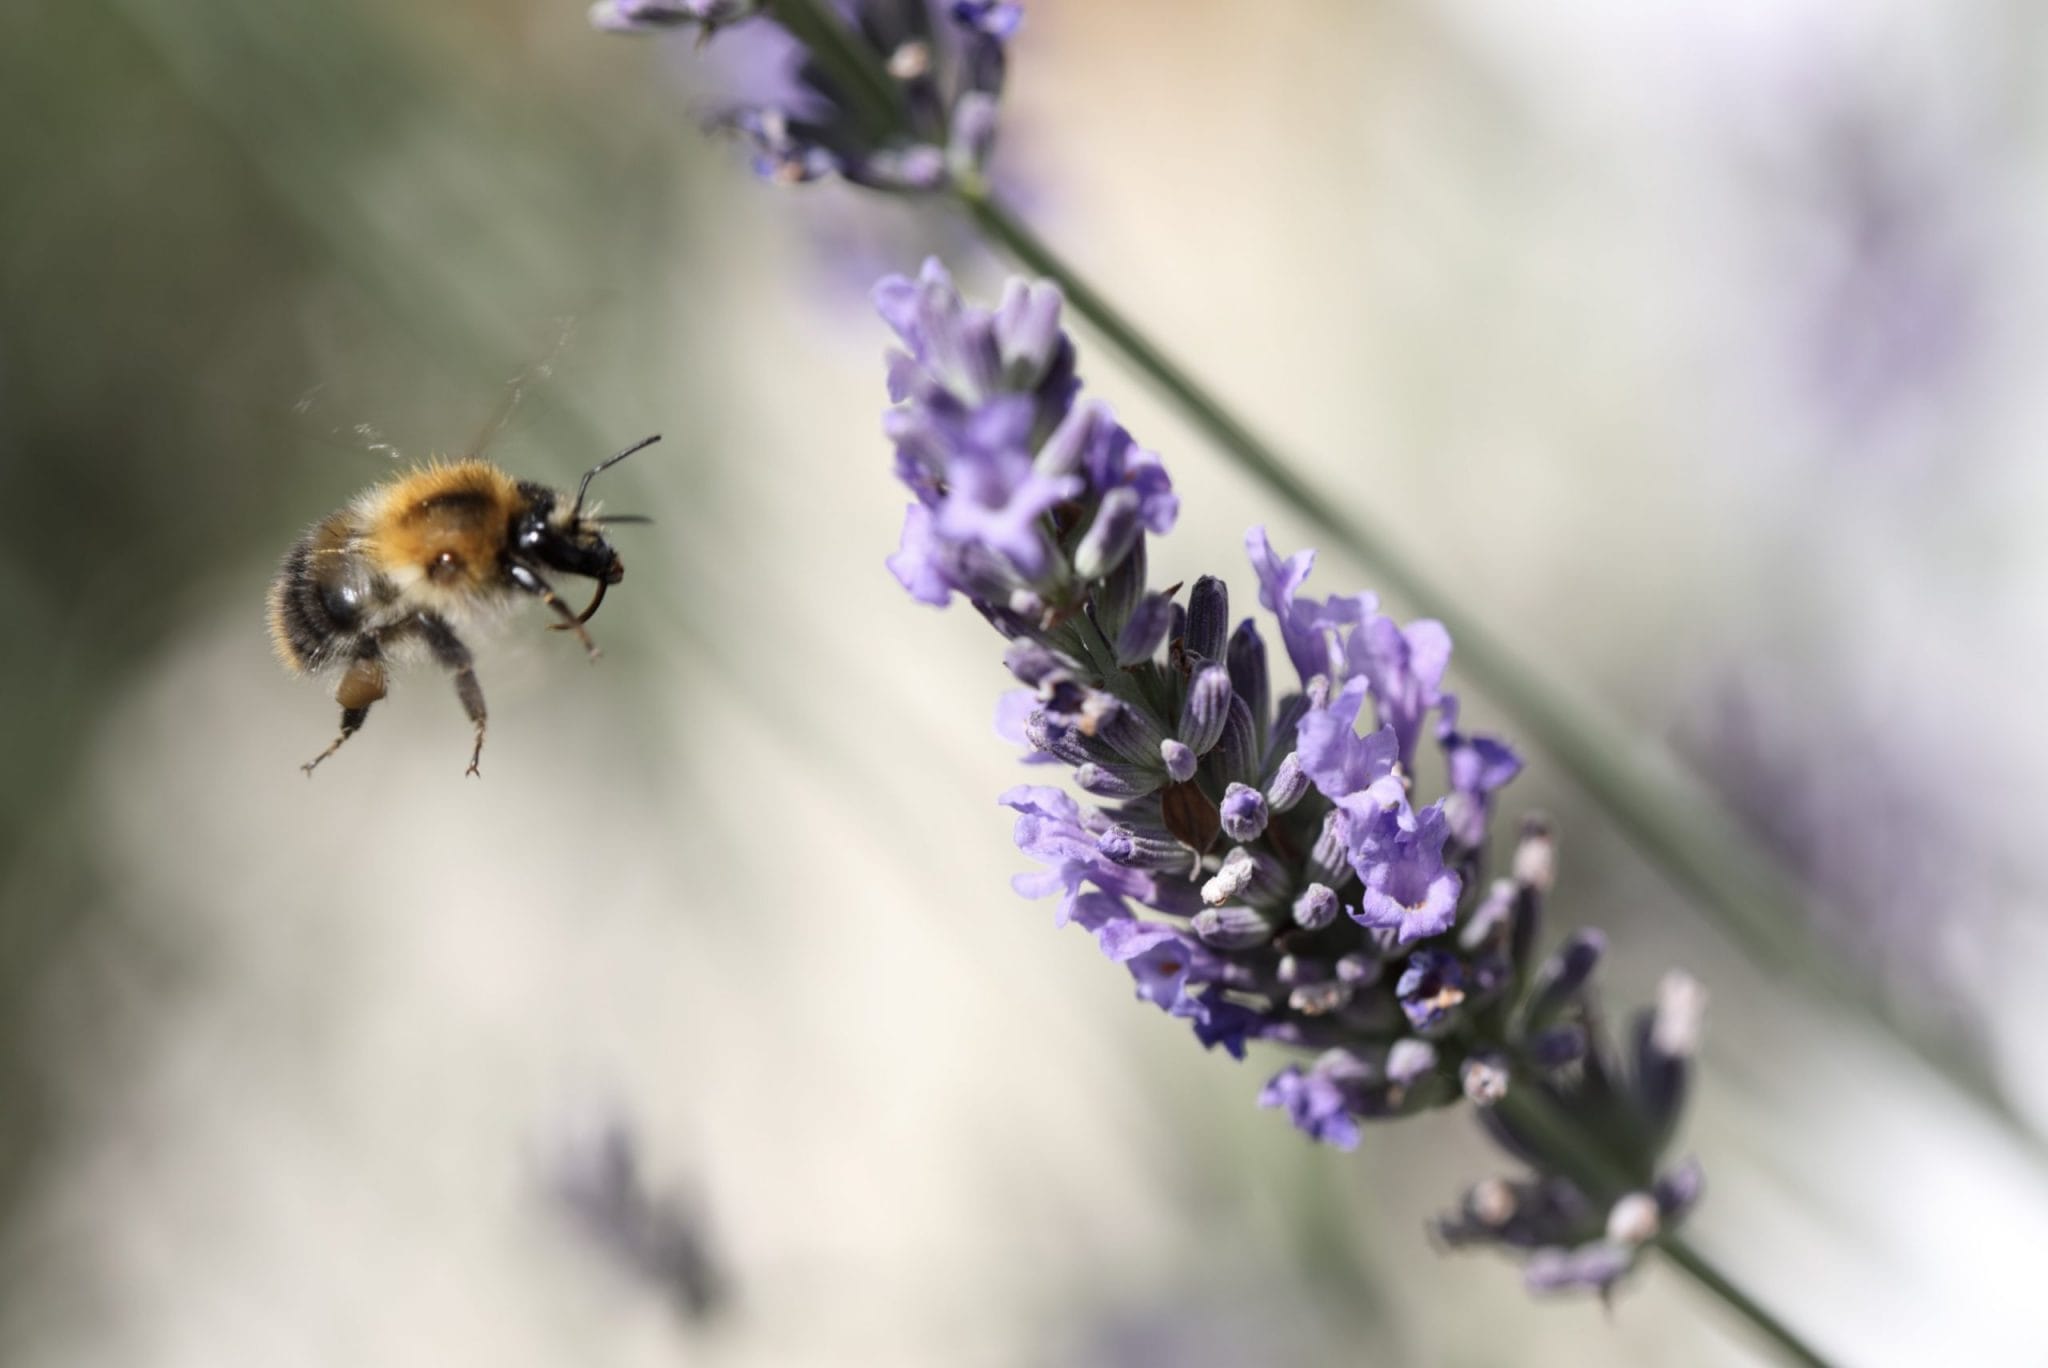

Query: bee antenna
[[593, 513, 656, 526], [572, 434, 661, 517]]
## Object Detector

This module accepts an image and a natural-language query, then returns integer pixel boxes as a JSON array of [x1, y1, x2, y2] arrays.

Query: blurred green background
[[4, 1, 2047, 1363]]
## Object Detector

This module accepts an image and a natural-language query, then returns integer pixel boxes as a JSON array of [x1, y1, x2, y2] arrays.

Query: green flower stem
[[1495, 1087, 1834, 1368]]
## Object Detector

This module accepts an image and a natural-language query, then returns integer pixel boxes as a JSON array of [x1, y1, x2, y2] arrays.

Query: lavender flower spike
[[880, 266, 1707, 1305], [593, 0, 1019, 191]]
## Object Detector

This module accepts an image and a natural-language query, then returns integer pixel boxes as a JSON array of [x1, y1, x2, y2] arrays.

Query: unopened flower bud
[[1074, 761, 1163, 800], [1512, 815, 1555, 892], [1097, 825, 1195, 873], [1523, 929, 1605, 1026], [1289, 980, 1353, 1016], [1178, 664, 1232, 754], [1334, 952, 1380, 985], [1087, 694, 1168, 767], [1606, 1192, 1661, 1247], [1115, 592, 1173, 665], [1651, 971, 1707, 1059], [1184, 575, 1229, 663], [1264, 751, 1310, 812], [1386, 1037, 1439, 1088], [1159, 739, 1197, 784], [1292, 882, 1340, 931], [1072, 487, 1142, 582], [1307, 808, 1353, 887], [1191, 903, 1275, 950], [1460, 1056, 1510, 1106], [1219, 783, 1269, 842], [1472, 1178, 1518, 1228], [1226, 619, 1270, 747], [1212, 695, 1259, 787]]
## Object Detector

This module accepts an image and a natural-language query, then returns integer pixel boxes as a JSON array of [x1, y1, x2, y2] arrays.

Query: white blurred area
[[13, 0, 2048, 1364]]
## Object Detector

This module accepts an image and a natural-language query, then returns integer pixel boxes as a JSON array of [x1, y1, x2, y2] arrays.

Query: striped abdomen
[[267, 512, 382, 673]]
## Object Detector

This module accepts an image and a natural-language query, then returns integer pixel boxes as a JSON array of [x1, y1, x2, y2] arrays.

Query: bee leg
[[303, 643, 387, 776], [506, 562, 601, 661], [416, 613, 488, 777]]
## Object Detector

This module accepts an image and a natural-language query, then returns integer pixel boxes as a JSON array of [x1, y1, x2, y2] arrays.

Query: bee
[[267, 435, 659, 777]]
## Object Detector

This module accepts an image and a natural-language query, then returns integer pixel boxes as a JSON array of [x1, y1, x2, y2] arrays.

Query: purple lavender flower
[[594, 0, 1018, 192], [882, 268, 1704, 1303], [1438, 696, 1524, 851], [1355, 804, 1463, 942], [1097, 919, 1214, 1013], [546, 1114, 725, 1318], [1343, 613, 1450, 771], [1259, 1055, 1364, 1150], [878, 259, 1171, 625]]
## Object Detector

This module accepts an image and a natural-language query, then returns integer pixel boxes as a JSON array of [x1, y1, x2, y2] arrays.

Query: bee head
[[510, 435, 659, 588], [512, 493, 624, 582]]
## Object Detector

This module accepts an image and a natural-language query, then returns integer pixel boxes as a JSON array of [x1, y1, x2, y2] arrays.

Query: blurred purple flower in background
[[594, 0, 1015, 192], [545, 1114, 726, 1319], [877, 258, 1707, 1299]]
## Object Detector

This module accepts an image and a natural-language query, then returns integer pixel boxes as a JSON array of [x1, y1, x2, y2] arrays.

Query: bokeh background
[[5, 1, 2048, 1363]]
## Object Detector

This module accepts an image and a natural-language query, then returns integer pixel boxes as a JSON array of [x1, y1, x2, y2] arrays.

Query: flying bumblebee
[[267, 436, 658, 777]]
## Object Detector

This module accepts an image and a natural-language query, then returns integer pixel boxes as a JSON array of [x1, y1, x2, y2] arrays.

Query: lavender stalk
[[589, 0, 2037, 1162], [868, 257, 1829, 1365]]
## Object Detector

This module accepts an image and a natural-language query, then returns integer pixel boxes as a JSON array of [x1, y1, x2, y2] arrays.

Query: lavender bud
[[1471, 1178, 1518, 1228], [1087, 695, 1168, 768], [1033, 398, 1100, 479], [1386, 1037, 1439, 1088], [1523, 929, 1605, 1027], [1334, 952, 1381, 985], [1292, 882, 1340, 931], [1651, 971, 1707, 1059], [1116, 591, 1173, 665], [1458, 879, 1517, 954], [1159, 739, 1197, 784], [1605, 1192, 1661, 1247], [1178, 663, 1232, 754], [1184, 575, 1229, 663], [1024, 711, 1094, 767], [1003, 640, 1068, 687], [1211, 695, 1260, 787], [1635, 972, 1705, 1140], [1289, 980, 1353, 1016], [1522, 1244, 1634, 1297], [1074, 761, 1164, 800], [1460, 1056, 1510, 1106], [1219, 784, 1268, 843], [993, 277, 1065, 387], [1512, 814, 1555, 892], [1275, 954, 1313, 986], [1264, 751, 1310, 812], [1192, 903, 1276, 950], [1528, 1023, 1587, 1070], [1307, 808, 1354, 887], [860, 143, 948, 191], [1655, 1158, 1706, 1221], [946, 91, 1001, 181], [1201, 846, 1289, 910], [1096, 825, 1195, 873], [1072, 488, 1142, 582], [1096, 534, 1147, 640], [1226, 619, 1270, 753]]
